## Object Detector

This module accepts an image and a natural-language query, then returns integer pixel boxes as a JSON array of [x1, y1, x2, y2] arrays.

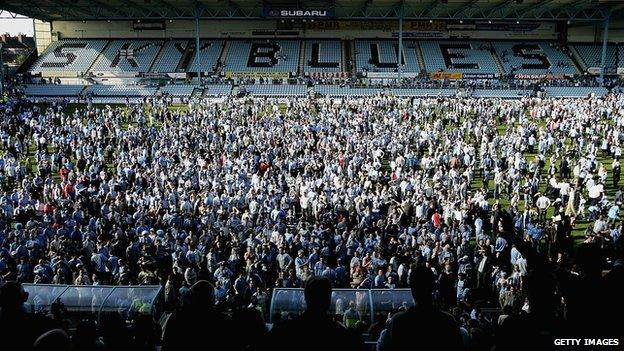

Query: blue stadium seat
[[354, 40, 419, 73], [29, 39, 108, 74], [314, 85, 383, 96], [243, 84, 307, 97], [187, 40, 224, 73], [203, 85, 232, 96], [544, 86, 608, 98], [472, 89, 531, 98], [224, 40, 300, 73], [158, 85, 198, 97], [23, 84, 85, 97], [90, 40, 163, 73], [420, 41, 499, 75], [492, 41, 578, 75], [303, 40, 342, 73], [88, 85, 158, 97], [151, 40, 189, 73], [391, 88, 456, 97], [572, 44, 617, 70]]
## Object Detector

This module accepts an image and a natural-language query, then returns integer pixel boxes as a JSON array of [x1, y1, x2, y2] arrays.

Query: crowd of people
[[0, 89, 623, 350]]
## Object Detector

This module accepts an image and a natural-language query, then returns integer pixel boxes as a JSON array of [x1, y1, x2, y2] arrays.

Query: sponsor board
[[304, 20, 445, 31], [225, 71, 290, 78], [307, 72, 350, 79], [430, 72, 463, 80], [264, 9, 334, 18], [463, 73, 497, 79], [514, 73, 567, 80], [366, 72, 420, 79], [391, 31, 444, 39]]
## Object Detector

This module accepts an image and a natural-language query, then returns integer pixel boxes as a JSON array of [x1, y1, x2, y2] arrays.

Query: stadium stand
[[87, 85, 158, 97], [314, 85, 383, 96], [202, 84, 232, 96], [158, 84, 198, 97], [390, 87, 457, 97], [186, 40, 224, 73], [90, 40, 164, 74], [151, 40, 189, 73], [354, 40, 419, 73], [303, 39, 343, 73], [420, 41, 500, 75], [543, 86, 608, 97], [472, 89, 532, 98], [572, 43, 618, 71], [28, 39, 107, 75], [23, 84, 85, 97], [493, 41, 578, 75], [224, 40, 300, 73], [243, 84, 307, 96]]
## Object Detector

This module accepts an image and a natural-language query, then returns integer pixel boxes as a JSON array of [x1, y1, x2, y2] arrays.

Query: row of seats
[[315, 85, 383, 97], [87, 85, 158, 97], [391, 88, 457, 97], [22, 84, 614, 99], [472, 89, 532, 98], [572, 44, 618, 70], [158, 85, 198, 97], [242, 84, 307, 96], [23, 84, 86, 96], [544, 86, 608, 98], [203, 85, 233, 96]]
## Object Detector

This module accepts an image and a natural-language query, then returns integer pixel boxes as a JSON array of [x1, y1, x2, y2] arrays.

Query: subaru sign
[[264, 9, 334, 18]]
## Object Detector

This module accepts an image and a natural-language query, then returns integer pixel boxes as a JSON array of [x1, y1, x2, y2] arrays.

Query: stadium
[[0, 0, 623, 350]]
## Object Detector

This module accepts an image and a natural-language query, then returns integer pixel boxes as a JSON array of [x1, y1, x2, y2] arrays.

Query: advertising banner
[[430, 72, 463, 80], [307, 72, 350, 79], [463, 73, 497, 79], [263, 8, 334, 18], [225, 71, 290, 78], [366, 72, 420, 79], [304, 20, 445, 31], [514, 73, 567, 80], [391, 31, 444, 39]]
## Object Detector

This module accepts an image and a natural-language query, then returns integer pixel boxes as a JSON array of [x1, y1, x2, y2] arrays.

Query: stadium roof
[[0, 0, 623, 22]]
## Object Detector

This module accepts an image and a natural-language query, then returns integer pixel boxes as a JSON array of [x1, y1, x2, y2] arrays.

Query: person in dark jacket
[[269, 276, 362, 351], [161, 280, 234, 351], [378, 266, 464, 351]]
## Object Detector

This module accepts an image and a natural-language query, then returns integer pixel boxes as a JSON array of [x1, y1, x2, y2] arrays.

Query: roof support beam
[[452, 0, 481, 18], [418, 0, 439, 18]]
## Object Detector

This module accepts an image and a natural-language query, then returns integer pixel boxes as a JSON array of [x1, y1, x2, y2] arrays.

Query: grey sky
[[0, 13, 34, 36]]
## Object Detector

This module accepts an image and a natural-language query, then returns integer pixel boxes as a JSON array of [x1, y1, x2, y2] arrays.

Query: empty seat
[[90, 40, 164, 73], [224, 40, 300, 73], [243, 84, 307, 97], [492, 41, 578, 75], [23, 84, 85, 97], [304, 40, 342, 73], [354, 40, 419, 74], [29, 39, 108, 74], [420, 41, 499, 75]]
